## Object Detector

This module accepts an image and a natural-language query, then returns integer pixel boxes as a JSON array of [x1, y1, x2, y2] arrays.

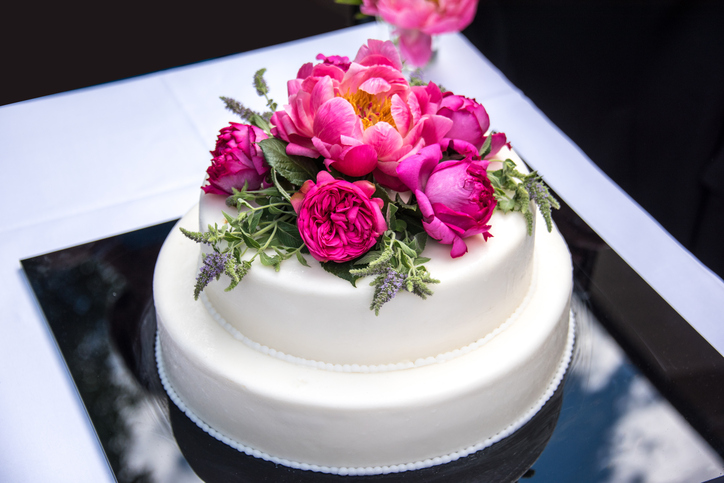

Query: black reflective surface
[[21, 205, 724, 482]]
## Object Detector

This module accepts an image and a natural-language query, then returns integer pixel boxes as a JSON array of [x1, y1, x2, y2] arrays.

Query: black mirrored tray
[[21, 203, 724, 482]]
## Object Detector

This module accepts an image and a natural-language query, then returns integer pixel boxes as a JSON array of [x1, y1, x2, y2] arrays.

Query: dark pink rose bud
[[202, 123, 270, 195], [396, 143, 496, 258], [290, 171, 387, 263]]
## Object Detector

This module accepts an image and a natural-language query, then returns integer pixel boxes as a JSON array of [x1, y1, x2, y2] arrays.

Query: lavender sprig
[[219, 96, 262, 124], [350, 231, 439, 315], [179, 227, 215, 245], [525, 174, 560, 232], [193, 252, 231, 300], [371, 267, 406, 315]]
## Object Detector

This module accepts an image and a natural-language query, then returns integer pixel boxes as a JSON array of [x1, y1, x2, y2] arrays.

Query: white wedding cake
[[154, 39, 574, 476], [154, 158, 573, 476]]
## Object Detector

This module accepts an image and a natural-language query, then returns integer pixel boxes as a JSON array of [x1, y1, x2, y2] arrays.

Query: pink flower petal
[[391, 94, 412, 138], [362, 122, 404, 161], [310, 76, 335, 113], [373, 168, 409, 191], [313, 98, 362, 144], [397, 29, 433, 67], [396, 144, 443, 192], [331, 144, 378, 177], [359, 77, 392, 95]]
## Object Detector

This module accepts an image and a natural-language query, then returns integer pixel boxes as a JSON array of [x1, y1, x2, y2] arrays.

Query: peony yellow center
[[341, 90, 397, 130]]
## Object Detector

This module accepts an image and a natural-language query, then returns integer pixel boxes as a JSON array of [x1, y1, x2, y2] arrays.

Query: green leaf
[[397, 240, 418, 259], [373, 185, 394, 206], [392, 218, 407, 232], [479, 134, 493, 159], [276, 222, 304, 248], [222, 211, 236, 224], [295, 251, 310, 267], [321, 260, 361, 286], [354, 250, 383, 265], [498, 198, 515, 212], [249, 113, 271, 133], [259, 251, 282, 270], [411, 231, 428, 255], [387, 202, 398, 224], [271, 169, 293, 202], [241, 232, 261, 249], [246, 209, 262, 233], [258, 137, 318, 186]]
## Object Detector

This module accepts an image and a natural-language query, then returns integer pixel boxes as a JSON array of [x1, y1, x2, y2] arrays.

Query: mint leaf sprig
[[349, 199, 439, 315], [181, 183, 308, 299], [221, 69, 277, 133], [487, 159, 560, 235]]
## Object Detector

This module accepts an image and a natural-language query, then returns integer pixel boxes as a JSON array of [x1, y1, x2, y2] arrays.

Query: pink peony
[[271, 39, 452, 190], [291, 171, 387, 263], [361, 0, 479, 66], [202, 123, 270, 195], [396, 143, 496, 258]]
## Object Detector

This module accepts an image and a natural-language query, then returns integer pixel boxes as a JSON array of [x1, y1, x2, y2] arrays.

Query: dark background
[[3, 0, 722, 279]]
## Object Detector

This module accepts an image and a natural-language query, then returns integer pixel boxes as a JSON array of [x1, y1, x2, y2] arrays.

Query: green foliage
[[183, 184, 308, 298], [258, 137, 319, 186], [346, 199, 439, 315], [487, 159, 560, 234], [253, 68, 277, 115]]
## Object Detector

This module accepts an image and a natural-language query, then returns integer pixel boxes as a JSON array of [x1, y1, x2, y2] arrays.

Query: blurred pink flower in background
[[361, 0, 479, 66]]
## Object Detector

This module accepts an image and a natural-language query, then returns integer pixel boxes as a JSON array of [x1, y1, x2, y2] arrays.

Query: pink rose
[[202, 123, 270, 195], [437, 93, 509, 156], [271, 39, 452, 189], [361, 0, 479, 66], [396, 143, 496, 258], [291, 171, 387, 263]]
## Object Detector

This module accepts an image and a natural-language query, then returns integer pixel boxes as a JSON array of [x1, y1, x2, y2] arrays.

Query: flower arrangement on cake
[[182, 39, 558, 314]]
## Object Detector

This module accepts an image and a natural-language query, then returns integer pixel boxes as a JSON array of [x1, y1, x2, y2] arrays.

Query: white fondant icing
[[156, 311, 574, 475], [198, 247, 538, 372], [154, 200, 573, 471]]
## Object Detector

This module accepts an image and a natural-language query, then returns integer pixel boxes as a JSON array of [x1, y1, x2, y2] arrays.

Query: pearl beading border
[[155, 309, 575, 476]]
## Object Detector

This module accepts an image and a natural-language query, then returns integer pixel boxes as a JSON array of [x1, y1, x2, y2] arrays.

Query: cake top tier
[[179, 39, 560, 366]]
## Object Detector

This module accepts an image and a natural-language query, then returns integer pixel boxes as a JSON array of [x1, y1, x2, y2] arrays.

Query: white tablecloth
[[1, 23, 722, 482]]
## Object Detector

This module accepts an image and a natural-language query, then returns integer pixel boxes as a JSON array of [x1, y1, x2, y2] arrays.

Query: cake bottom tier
[[154, 206, 574, 475]]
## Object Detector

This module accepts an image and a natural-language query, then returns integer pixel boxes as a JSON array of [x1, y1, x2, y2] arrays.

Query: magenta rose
[[202, 123, 270, 195], [290, 171, 387, 263], [396, 143, 496, 258], [437, 93, 509, 156]]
